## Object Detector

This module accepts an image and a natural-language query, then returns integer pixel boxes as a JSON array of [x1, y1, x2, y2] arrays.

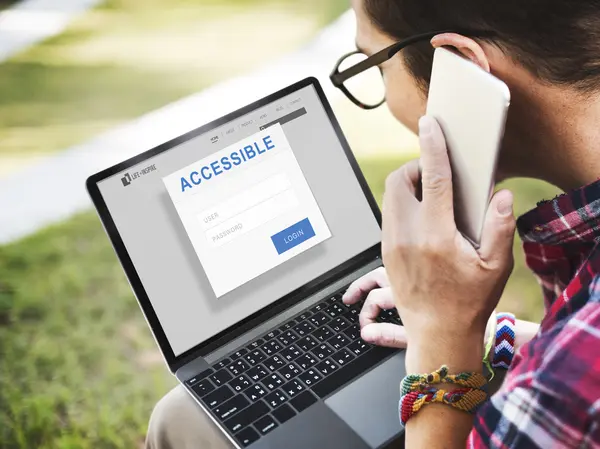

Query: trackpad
[[325, 351, 406, 448]]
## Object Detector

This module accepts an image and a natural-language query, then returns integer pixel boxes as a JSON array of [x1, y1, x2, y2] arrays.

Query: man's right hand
[[342, 267, 408, 348]]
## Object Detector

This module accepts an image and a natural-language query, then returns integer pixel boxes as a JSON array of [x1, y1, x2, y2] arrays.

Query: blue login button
[[271, 218, 316, 255]]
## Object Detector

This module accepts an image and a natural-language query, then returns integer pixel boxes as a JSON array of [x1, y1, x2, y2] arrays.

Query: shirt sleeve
[[466, 293, 600, 448]]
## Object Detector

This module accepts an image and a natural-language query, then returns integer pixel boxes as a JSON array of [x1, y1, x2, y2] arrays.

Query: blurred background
[[0, 1, 558, 448]]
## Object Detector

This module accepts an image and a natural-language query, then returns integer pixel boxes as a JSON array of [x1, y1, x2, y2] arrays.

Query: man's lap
[[145, 385, 233, 449]]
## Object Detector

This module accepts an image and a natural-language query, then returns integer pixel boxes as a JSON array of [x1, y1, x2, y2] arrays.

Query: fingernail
[[497, 194, 513, 216], [419, 116, 433, 137]]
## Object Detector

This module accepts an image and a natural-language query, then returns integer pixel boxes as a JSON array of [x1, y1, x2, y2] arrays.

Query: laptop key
[[264, 330, 281, 341], [204, 385, 234, 409], [282, 379, 305, 397], [313, 347, 397, 399], [298, 368, 322, 387], [310, 302, 327, 314], [185, 368, 213, 387], [264, 355, 285, 372], [330, 316, 351, 333], [224, 400, 269, 433], [282, 319, 297, 331], [315, 359, 339, 376], [244, 349, 267, 366], [328, 334, 350, 351], [297, 311, 312, 321], [231, 348, 248, 361], [290, 390, 318, 412], [263, 373, 285, 390], [343, 323, 361, 341], [254, 415, 278, 435], [324, 303, 345, 319], [279, 330, 299, 346], [246, 364, 270, 382], [294, 321, 315, 337], [227, 359, 250, 377], [264, 389, 287, 408], [295, 353, 318, 370], [235, 427, 260, 447], [230, 374, 252, 393], [214, 394, 250, 421], [245, 384, 269, 402], [332, 348, 356, 367], [279, 362, 301, 381], [210, 369, 233, 387], [309, 312, 330, 327], [313, 343, 334, 360], [297, 335, 319, 352], [262, 340, 282, 356], [343, 308, 360, 322], [249, 338, 265, 350], [214, 358, 231, 371], [272, 403, 296, 424], [347, 339, 371, 357], [313, 326, 333, 342], [280, 344, 301, 362], [326, 295, 338, 304], [191, 378, 216, 397]]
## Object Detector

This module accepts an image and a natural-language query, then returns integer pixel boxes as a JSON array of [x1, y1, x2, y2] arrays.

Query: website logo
[[120, 164, 157, 187], [121, 173, 132, 187]]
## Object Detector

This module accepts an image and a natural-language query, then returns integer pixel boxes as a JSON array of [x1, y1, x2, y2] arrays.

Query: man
[[146, 0, 600, 447]]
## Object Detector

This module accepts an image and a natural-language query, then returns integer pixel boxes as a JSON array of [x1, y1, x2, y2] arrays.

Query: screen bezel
[[86, 77, 382, 372]]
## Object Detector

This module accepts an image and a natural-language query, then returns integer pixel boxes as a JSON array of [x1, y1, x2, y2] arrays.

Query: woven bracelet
[[492, 313, 516, 370]]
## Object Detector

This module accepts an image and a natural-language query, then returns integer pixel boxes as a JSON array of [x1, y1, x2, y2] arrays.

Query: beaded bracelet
[[492, 312, 516, 370], [401, 365, 488, 395], [400, 386, 488, 425]]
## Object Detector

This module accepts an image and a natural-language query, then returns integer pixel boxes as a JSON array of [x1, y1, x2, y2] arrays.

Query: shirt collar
[[517, 179, 600, 245]]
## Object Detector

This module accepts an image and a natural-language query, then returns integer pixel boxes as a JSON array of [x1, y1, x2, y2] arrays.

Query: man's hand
[[343, 267, 408, 348], [381, 115, 517, 449], [382, 114, 517, 372]]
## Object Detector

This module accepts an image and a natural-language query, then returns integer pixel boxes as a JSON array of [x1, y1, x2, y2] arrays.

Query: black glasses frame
[[330, 30, 495, 110]]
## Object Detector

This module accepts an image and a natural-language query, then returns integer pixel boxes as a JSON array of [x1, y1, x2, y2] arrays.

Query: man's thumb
[[361, 323, 407, 348], [479, 189, 516, 264]]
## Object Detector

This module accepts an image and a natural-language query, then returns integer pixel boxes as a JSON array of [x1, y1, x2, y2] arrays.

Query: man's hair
[[364, 0, 600, 92]]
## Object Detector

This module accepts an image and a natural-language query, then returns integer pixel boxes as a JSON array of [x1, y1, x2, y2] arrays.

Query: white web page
[[163, 124, 332, 297]]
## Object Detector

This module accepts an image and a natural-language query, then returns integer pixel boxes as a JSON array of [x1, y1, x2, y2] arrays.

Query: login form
[[163, 124, 331, 297]]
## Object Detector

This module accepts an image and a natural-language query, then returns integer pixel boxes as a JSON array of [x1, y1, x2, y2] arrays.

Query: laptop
[[87, 77, 406, 449]]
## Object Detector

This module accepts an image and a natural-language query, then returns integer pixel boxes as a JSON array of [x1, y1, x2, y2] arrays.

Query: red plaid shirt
[[468, 181, 600, 448]]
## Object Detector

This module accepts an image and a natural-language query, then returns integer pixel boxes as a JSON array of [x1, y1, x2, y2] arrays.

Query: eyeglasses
[[330, 30, 494, 110]]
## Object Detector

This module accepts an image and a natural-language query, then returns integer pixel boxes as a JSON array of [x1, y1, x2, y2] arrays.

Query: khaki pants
[[145, 386, 233, 449]]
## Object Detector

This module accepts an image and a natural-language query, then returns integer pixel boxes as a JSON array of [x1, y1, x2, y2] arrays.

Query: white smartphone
[[426, 47, 511, 248]]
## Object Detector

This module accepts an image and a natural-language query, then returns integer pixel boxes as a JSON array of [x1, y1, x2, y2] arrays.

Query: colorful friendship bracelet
[[492, 312, 516, 370], [400, 387, 488, 425], [401, 365, 488, 395], [483, 310, 498, 380]]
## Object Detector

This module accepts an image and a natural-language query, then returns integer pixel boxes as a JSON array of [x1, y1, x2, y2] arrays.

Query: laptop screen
[[96, 84, 381, 357]]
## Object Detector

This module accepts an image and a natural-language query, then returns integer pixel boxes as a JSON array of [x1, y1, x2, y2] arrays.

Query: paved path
[[0, 11, 357, 244], [0, 0, 103, 62]]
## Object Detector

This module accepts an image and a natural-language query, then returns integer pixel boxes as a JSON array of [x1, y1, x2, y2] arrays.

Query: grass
[[0, 0, 348, 159], [0, 154, 559, 448]]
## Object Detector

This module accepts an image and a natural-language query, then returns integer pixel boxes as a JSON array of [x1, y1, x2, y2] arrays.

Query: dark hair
[[363, 0, 600, 92]]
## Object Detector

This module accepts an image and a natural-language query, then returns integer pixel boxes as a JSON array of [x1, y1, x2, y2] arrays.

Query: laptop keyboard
[[184, 288, 401, 447]]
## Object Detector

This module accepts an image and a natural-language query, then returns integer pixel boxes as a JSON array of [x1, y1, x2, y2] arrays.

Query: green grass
[[0, 0, 349, 158], [0, 155, 559, 448]]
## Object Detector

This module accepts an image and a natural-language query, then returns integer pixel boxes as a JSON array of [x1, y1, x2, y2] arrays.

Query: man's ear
[[430, 33, 490, 72]]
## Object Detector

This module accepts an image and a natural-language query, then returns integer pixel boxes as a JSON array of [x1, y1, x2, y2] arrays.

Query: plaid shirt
[[468, 180, 600, 448]]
